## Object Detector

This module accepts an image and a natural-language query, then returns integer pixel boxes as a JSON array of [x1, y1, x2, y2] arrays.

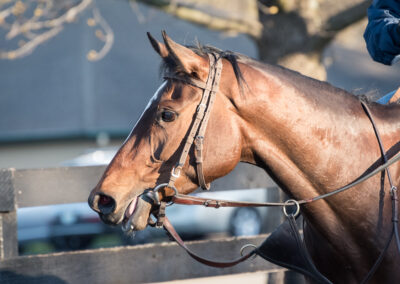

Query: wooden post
[[0, 169, 18, 259]]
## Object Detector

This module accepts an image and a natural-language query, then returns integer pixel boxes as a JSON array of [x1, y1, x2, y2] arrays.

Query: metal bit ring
[[240, 244, 257, 260], [282, 199, 300, 217]]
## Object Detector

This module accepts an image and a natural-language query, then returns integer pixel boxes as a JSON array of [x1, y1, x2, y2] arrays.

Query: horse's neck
[[237, 65, 400, 210], [231, 63, 400, 278], [231, 67, 400, 255]]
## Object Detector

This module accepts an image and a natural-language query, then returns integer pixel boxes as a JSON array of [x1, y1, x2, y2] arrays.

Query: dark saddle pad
[[255, 216, 332, 284]]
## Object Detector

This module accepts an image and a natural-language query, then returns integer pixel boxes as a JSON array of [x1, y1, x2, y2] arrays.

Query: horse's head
[[88, 32, 244, 233]]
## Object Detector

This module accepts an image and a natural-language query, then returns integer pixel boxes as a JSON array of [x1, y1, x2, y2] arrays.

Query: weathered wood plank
[[12, 166, 106, 207], [0, 169, 15, 212], [0, 163, 276, 208], [0, 169, 18, 259], [0, 212, 18, 260], [0, 235, 284, 284]]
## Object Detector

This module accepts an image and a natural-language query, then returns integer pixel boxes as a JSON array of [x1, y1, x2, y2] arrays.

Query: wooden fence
[[0, 164, 291, 284]]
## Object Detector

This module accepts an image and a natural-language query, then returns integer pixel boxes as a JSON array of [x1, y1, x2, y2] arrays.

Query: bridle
[[144, 52, 222, 226], [164, 52, 223, 191], [145, 52, 259, 267], [142, 52, 400, 281]]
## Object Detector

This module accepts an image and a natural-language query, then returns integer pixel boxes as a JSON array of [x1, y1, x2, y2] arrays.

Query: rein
[[171, 147, 400, 208], [359, 101, 400, 284], [144, 52, 400, 280]]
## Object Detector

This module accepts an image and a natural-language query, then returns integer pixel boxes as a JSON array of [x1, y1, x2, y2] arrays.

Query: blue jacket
[[364, 0, 400, 65]]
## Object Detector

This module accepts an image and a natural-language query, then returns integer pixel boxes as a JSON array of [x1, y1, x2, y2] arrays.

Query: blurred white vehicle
[[18, 202, 115, 251]]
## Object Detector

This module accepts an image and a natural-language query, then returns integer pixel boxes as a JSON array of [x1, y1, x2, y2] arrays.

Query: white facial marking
[[124, 81, 167, 143]]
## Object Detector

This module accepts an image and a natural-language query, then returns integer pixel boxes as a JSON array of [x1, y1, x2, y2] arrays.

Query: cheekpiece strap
[[164, 53, 222, 191]]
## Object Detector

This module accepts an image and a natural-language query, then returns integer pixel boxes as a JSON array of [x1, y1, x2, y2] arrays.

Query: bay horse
[[88, 32, 400, 283]]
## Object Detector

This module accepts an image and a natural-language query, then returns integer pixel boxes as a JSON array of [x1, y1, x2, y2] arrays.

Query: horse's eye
[[161, 110, 176, 122]]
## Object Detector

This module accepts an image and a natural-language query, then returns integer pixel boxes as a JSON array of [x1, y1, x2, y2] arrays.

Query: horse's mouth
[[121, 195, 153, 233], [121, 197, 139, 233]]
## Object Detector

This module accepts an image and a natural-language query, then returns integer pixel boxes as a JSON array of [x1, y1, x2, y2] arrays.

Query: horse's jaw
[[121, 196, 153, 233]]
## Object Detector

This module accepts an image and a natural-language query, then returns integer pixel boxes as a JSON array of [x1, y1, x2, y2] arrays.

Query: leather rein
[[143, 53, 400, 280]]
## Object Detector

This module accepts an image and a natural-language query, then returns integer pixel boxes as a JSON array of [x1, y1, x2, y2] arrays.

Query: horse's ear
[[161, 31, 208, 77], [147, 32, 168, 58]]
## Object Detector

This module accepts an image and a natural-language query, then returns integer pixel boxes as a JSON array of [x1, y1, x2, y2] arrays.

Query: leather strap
[[148, 54, 400, 277], [360, 101, 399, 283], [256, 102, 399, 283], [163, 74, 210, 90], [159, 102, 400, 279], [156, 201, 167, 228], [164, 53, 222, 191], [194, 58, 222, 190], [172, 193, 289, 207], [170, 149, 400, 209], [162, 216, 256, 268], [299, 150, 400, 204]]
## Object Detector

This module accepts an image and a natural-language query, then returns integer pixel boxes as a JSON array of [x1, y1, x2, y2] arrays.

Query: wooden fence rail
[[0, 234, 286, 284], [0, 164, 288, 283]]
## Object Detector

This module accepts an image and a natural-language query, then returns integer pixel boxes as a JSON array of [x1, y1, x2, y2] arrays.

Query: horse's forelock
[[158, 44, 248, 95]]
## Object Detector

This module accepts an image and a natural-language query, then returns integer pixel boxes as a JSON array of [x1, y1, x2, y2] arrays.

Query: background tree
[[0, 0, 112, 61], [138, 0, 370, 79], [0, 0, 370, 79]]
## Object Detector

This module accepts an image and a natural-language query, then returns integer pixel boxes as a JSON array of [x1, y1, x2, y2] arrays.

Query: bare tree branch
[[0, 0, 114, 61], [137, 0, 262, 38], [0, 26, 62, 59], [129, 0, 146, 24], [86, 6, 114, 61], [324, 0, 370, 32], [6, 0, 93, 40]]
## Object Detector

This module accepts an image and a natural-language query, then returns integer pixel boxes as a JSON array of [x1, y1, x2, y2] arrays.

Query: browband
[[163, 73, 211, 91]]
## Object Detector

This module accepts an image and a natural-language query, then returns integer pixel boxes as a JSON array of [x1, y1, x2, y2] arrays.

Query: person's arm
[[364, 0, 400, 65]]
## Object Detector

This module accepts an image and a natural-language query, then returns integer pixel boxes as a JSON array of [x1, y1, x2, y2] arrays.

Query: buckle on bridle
[[171, 166, 181, 178], [197, 103, 207, 112]]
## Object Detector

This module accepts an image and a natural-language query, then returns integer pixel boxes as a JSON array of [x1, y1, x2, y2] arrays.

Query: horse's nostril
[[99, 195, 112, 206], [97, 193, 116, 215]]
